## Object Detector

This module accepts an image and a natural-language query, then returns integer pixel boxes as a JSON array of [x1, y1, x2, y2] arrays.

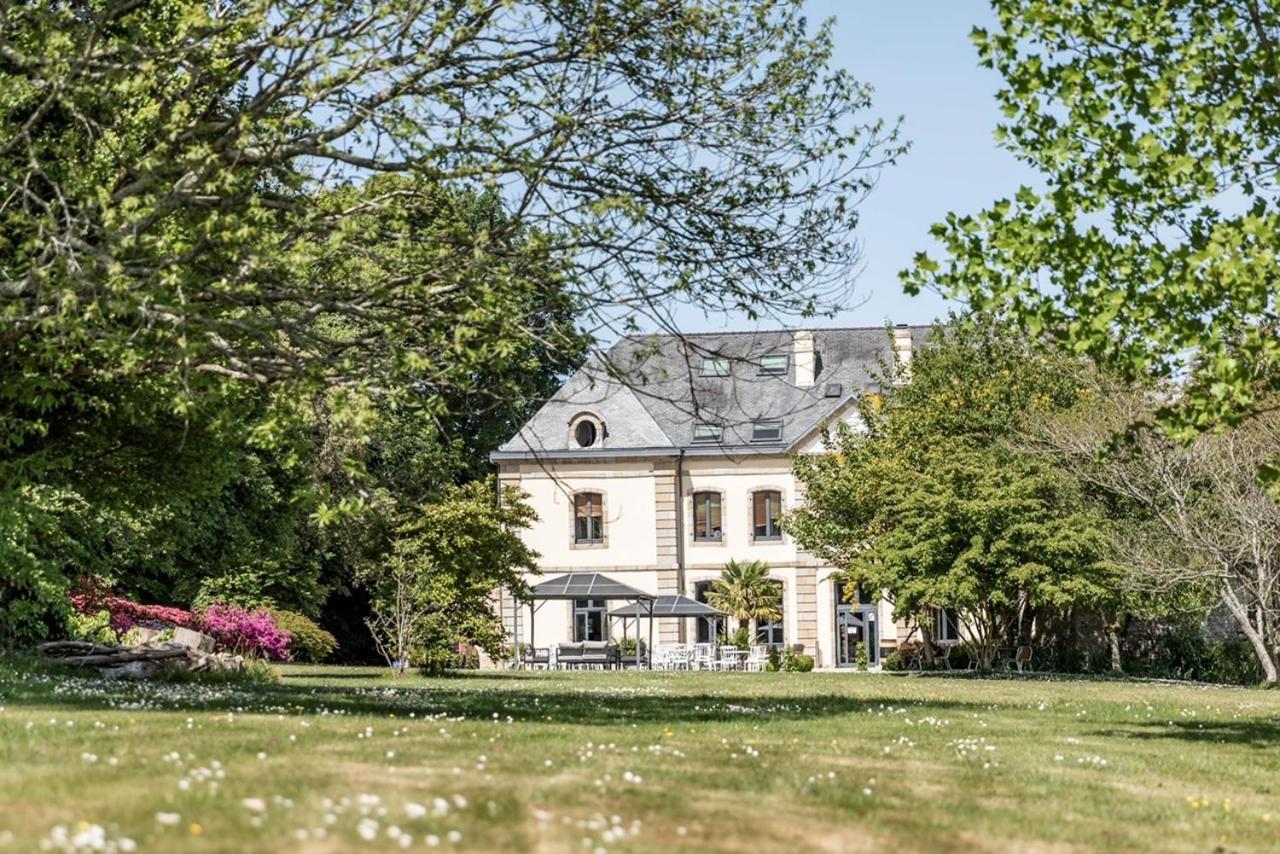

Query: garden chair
[[671, 645, 694, 671], [693, 643, 715, 670], [717, 645, 741, 671], [936, 643, 953, 671], [745, 645, 769, 672]]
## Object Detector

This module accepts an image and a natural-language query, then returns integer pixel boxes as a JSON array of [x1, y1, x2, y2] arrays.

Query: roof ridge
[[614, 323, 933, 341]]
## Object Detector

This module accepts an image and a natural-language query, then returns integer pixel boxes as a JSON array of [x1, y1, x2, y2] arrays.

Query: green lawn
[[2, 663, 1279, 852]]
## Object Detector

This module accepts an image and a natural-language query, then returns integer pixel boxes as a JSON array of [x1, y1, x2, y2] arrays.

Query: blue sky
[[677, 1, 1034, 332]]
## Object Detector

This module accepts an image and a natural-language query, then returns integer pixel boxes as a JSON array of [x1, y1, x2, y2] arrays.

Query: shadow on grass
[[1089, 718, 1280, 749], [1, 663, 992, 726]]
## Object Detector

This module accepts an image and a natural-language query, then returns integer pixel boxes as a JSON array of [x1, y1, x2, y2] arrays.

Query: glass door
[[835, 603, 879, 667]]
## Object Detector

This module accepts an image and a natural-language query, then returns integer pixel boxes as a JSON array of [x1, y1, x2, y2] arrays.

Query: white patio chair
[[745, 645, 769, 672], [693, 643, 715, 671], [717, 645, 741, 671]]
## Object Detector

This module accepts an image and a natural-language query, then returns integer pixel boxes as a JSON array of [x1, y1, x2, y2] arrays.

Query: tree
[[3, 0, 903, 460], [2, 0, 900, 645], [705, 559, 782, 641], [905, 1, 1280, 442], [1029, 378, 1280, 684], [787, 319, 1117, 671], [361, 479, 538, 674]]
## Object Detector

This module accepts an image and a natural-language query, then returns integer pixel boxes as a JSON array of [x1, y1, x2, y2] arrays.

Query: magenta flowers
[[198, 604, 292, 661]]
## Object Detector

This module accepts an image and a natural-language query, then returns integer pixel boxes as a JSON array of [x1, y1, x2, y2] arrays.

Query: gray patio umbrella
[[609, 595, 729, 656], [520, 573, 656, 669]]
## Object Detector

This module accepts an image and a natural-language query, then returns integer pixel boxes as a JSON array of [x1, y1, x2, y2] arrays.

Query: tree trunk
[[920, 618, 936, 668], [1106, 623, 1123, 675], [1222, 585, 1279, 685]]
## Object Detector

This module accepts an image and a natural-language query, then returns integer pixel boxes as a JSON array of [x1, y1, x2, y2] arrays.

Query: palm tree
[[705, 559, 782, 641]]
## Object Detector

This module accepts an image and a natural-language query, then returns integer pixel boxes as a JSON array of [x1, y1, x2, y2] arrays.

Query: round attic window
[[574, 419, 599, 448]]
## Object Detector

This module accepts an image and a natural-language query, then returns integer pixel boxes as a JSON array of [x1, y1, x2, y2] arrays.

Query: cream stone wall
[[497, 443, 894, 669]]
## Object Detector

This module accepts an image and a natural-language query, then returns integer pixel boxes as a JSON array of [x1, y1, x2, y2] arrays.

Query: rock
[[173, 627, 215, 652]]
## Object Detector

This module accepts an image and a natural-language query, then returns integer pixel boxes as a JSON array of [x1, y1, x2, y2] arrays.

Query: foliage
[[905, 1, 1280, 442], [730, 627, 752, 650], [267, 610, 338, 663], [767, 647, 782, 672], [65, 610, 115, 645], [198, 605, 292, 662], [779, 647, 813, 672], [364, 481, 538, 673], [1, 0, 901, 477], [1028, 379, 1280, 683], [71, 580, 196, 635], [705, 560, 783, 640], [3, 0, 895, 660], [789, 319, 1118, 670], [854, 641, 869, 672]]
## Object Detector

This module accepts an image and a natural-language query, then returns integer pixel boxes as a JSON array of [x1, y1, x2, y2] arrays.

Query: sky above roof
[[670, 0, 1035, 335]]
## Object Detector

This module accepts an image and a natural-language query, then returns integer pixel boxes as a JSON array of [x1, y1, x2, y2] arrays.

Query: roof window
[[751, 420, 783, 442]]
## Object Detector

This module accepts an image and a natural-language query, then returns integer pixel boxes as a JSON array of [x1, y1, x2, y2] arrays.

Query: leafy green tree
[[3, 0, 902, 460], [706, 559, 783, 642], [362, 479, 538, 674], [788, 319, 1117, 670], [905, 1, 1280, 441]]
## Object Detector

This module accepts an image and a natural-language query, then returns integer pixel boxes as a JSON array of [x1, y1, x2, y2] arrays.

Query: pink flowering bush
[[71, 579, 195, 634], [69, 580, 293, 661], [197, 604, 292, 661]]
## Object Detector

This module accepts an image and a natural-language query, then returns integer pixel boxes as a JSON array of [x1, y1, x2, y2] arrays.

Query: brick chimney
[[793, 330, 815, 388], [892, 324, 913, 381]]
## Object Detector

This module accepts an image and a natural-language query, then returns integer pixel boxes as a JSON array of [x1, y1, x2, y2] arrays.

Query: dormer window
[[692, 423, 723, 443], [699, 356, 730, 377], [758, 354, 788, 376], [571, 414, 604, 448], [751, 420, 783, 442]]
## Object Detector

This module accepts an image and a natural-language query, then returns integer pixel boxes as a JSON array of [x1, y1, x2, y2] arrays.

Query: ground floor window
[[574, 599, 605, 641], [934, 606, 960, 643], [756, 607, 785, 647], [693, 581, 728, 643]]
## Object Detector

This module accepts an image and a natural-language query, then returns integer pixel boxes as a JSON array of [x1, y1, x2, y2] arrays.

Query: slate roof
[[493, 325, 932, 460]]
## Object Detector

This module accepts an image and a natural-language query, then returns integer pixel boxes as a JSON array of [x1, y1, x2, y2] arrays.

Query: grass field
[[2, 663, 1279, 852]]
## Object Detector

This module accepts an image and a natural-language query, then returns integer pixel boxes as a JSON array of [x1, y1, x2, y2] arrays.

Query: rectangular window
[[692, 423, 723, 443], [936, 607, 959, 642], [574, 599, 606, 642], [758, 354, 788, 375], [699, 357, 730, 377], [751, 420, 782, 442], [692, 492, 723, 542], [574, 493, 604, 544], [757, 599, 785, 646], [752, 490, 782, 540]]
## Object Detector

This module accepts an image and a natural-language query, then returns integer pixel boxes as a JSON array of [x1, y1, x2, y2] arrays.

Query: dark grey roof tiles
[[496, 325, 931, 458]]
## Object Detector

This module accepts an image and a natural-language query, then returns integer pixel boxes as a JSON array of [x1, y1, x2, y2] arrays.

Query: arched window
[[752, 490, 782, 541], [574, 492, 604, 544], [692, 491, 723, 542]]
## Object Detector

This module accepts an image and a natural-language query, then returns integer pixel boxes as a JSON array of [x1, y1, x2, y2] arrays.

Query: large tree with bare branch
[[1029, 381, 1280, 684]]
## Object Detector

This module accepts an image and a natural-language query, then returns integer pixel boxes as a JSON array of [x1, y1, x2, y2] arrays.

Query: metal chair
[[745, 645, 769, 672]]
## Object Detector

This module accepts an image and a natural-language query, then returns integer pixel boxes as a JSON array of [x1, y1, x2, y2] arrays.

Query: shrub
[[198, 604, 291, 661], [766, 646, 782, 672], [854, 641, 869, 671], [70, 579, 195, 636], [66, 609, 115, 644], [781, 650, 814, 672], [267, 609, 337, 662], [730, 626, 751, 650]]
